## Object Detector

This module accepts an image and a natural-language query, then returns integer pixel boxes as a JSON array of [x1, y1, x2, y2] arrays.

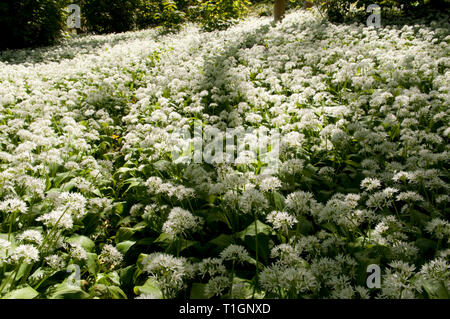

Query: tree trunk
[[274, 0, 286, 23]]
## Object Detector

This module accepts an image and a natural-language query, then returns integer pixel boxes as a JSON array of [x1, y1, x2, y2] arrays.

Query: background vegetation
[[1, 0, 449, 50]]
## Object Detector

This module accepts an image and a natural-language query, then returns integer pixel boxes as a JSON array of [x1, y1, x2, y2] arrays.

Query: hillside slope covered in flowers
[[0, 10, 449, 299]]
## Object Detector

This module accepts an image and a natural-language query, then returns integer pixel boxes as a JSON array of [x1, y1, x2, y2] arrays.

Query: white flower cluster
[[99, 244, 123, 270], [162, 207, 204, 237], [0, 8, 448, 299]]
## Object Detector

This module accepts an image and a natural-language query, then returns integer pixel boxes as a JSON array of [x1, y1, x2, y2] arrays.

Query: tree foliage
[[0, 0, 69, 50], [196, 0, 251, 31]]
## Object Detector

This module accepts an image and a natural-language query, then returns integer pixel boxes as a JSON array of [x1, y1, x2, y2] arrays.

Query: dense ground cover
[[0, 9, 449, 299]]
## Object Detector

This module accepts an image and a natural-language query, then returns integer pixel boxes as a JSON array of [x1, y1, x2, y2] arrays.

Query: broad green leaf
[[66, 235, 95, 252], [238, 220, 272, 239], [86, 252, 98, 275], [106, 285, 128, 299], [153, 233, 174, 247], [190, 283, 212, 299], [97, 271, 121, 286], [14, 262, 31, 282], [2, 285, 39, 299], [119, 265, 135, 287], [48, 283, 90, 299], [273, 191, 285, 211], [136, 253, 149, 271], [422, 280, 449, 299], [82, 213, 102, 235], [116, 227, 136, 243], [116, 241, 136, 255], [133, 278, 163, 299], [208, 234, 234, 250]]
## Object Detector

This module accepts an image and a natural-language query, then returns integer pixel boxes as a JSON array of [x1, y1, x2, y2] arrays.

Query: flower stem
[[252, 212, 259, 299]]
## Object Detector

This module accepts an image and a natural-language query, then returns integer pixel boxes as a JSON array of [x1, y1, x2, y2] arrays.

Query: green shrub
[[81, 0, 138, 34], [197, 0, 251, 31], [135, 0, 186, 30], [0, 0, 68, 50]]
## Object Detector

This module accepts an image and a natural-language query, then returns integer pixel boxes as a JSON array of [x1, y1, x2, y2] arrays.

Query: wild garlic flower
[[396, 191, 424, 203], [259, 263, 319, 296], [280, 158, 304, 175], [143, 252, 188, 298], [256, 175, 282, 192], [58, 192, 87, 218], [17, 230, 43, 245], [69, 243, 87, 261], [0, 238, 11, 250], [285, 191, 315, 215], [380, 261, 418, 299], [99, 244, 123, 270], [270, 244, 305, 266], [45, 254, 66, 270], [220, 245, 250, 264], [238, 188, 268, 214], [0, 198, 28, 214], [360, 178, 382, 192], [162, 207, 204, 237], [197, 258, 227, 279], [36, 208, 73, 230], [205, 276, 231, 297], [425, 218, 450, 240], [266, 211, 297, 232], [10, 244, 40, 263], [418, 258, 450, 291]]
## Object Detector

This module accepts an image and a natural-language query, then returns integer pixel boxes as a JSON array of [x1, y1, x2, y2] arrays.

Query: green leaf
[[238, 220, 272, 264], [48, 283, 90, 299], [273, 191, 285, 211], [14, 262, 31, 282], [242, 233, 270, 264], [86, 252, 99, 275], [190, 283, 211, 299], [133, 278, 163, 299], [116, 241, 136, 255], [238, 220, 271, 239], [297, 217, 314, 235], [106, 285, 128, 299], [66, 235, 95, 252], [153, 233, 174, 248], [345, 159, 361, 168], [208, 234, 234, 250], [116, 227, 136, 243], [122, 178, 143, 195], [82, 213, 102, 235], [113, 202, 126, 215], [116, 224, 146, 243], [96, 271, 121, 286], [119, 265, 135, 288], [2, 285, 39, 299], [410, 210, 431, 227], [90, 188, 102, 197], [422, 280, 449, 299], [135, 238, 156, 246], [113, 167, 135, 177], [204, 210, 230, 227], [60, 180, 77, 192], [136, 253, 149, 271], [415, 238, 437, 255]]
